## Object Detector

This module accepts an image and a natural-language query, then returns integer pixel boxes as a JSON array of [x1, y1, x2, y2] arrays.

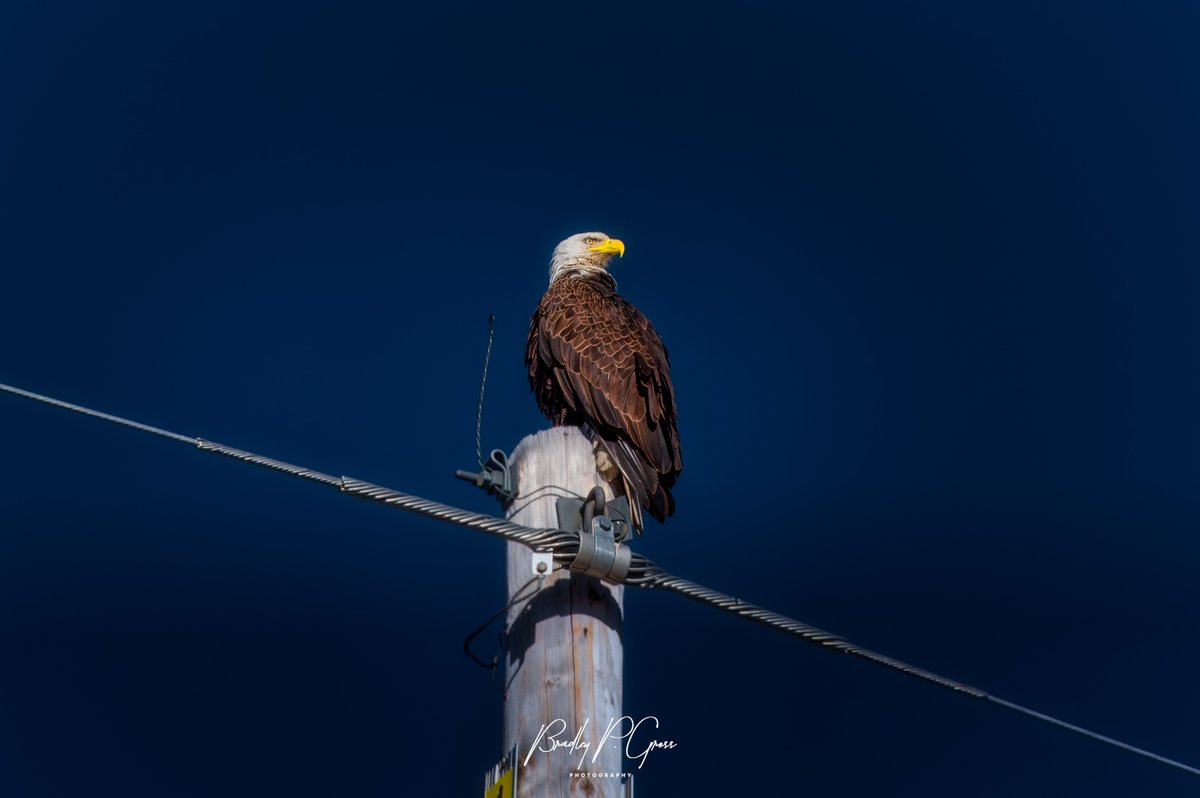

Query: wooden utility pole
[[504, 427, 625, 797]]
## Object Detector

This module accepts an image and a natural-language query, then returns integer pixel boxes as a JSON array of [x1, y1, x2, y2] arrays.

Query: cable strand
[[986, 695, 1200, 777], [0, 383, 194, 445]]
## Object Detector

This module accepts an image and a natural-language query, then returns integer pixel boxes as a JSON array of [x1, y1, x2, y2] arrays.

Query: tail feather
[[584, 425, 673, 532], [619, 470, 645, 535]]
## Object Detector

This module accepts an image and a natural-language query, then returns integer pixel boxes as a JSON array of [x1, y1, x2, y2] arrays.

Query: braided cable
[[2, 379, 1197, 778], [196, 440, 344, 488]]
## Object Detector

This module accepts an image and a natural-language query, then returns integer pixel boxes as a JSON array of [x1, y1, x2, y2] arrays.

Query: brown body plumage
[[526, 233, 682, 530]]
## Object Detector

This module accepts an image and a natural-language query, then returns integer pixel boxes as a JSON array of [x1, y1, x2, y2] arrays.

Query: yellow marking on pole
[[484, 765, 513, 798]]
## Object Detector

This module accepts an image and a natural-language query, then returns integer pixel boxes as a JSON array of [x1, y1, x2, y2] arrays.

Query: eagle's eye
[[584, 236, 600, 245]]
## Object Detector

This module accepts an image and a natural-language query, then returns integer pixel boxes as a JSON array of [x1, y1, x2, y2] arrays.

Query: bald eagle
[[526, 232, 683, 532]]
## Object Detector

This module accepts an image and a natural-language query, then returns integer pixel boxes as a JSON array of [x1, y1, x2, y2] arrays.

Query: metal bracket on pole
[[555, 493, 632, 543], [455, 449, 516, 504], [530, 551, 553, 577]]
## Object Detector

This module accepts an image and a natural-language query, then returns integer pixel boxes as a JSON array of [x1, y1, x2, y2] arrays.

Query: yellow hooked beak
[[587, 238, 626, 257]]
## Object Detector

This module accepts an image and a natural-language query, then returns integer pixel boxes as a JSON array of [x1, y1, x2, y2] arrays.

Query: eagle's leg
[[593, 443, 620, 483], [593, 441, 632, 508], [592, 440, 644, 535]]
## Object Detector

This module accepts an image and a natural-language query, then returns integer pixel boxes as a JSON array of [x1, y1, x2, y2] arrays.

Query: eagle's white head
[[548, 232, 626, 284]]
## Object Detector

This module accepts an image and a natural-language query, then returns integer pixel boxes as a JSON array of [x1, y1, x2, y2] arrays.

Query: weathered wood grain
[[504, 427, 625, 797]]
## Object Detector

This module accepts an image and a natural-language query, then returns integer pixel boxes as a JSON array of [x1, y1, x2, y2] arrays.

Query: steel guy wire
[[0, 382, 194, 445], [1, 379, 1197, 779]]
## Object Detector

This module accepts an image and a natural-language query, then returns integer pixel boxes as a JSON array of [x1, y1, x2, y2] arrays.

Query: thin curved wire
[[504, 482, 589, 519], [464, 574, 541, 668], [474, 314, 497, 468], [464, 571, 549, 695]]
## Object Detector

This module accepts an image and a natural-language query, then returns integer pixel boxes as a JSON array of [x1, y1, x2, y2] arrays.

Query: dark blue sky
[[2, 1, 1198, 795]]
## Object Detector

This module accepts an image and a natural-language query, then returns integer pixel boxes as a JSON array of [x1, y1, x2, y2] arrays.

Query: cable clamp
[[570, 488, 631, 582], [455, 449, 516, 504]]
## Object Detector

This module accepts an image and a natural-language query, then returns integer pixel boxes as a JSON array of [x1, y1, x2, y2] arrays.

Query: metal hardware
[[531, 551, 553, 576], [455, 448, 516, 504], [555, 494, 632, 543], [572, 512, 631, 583]]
